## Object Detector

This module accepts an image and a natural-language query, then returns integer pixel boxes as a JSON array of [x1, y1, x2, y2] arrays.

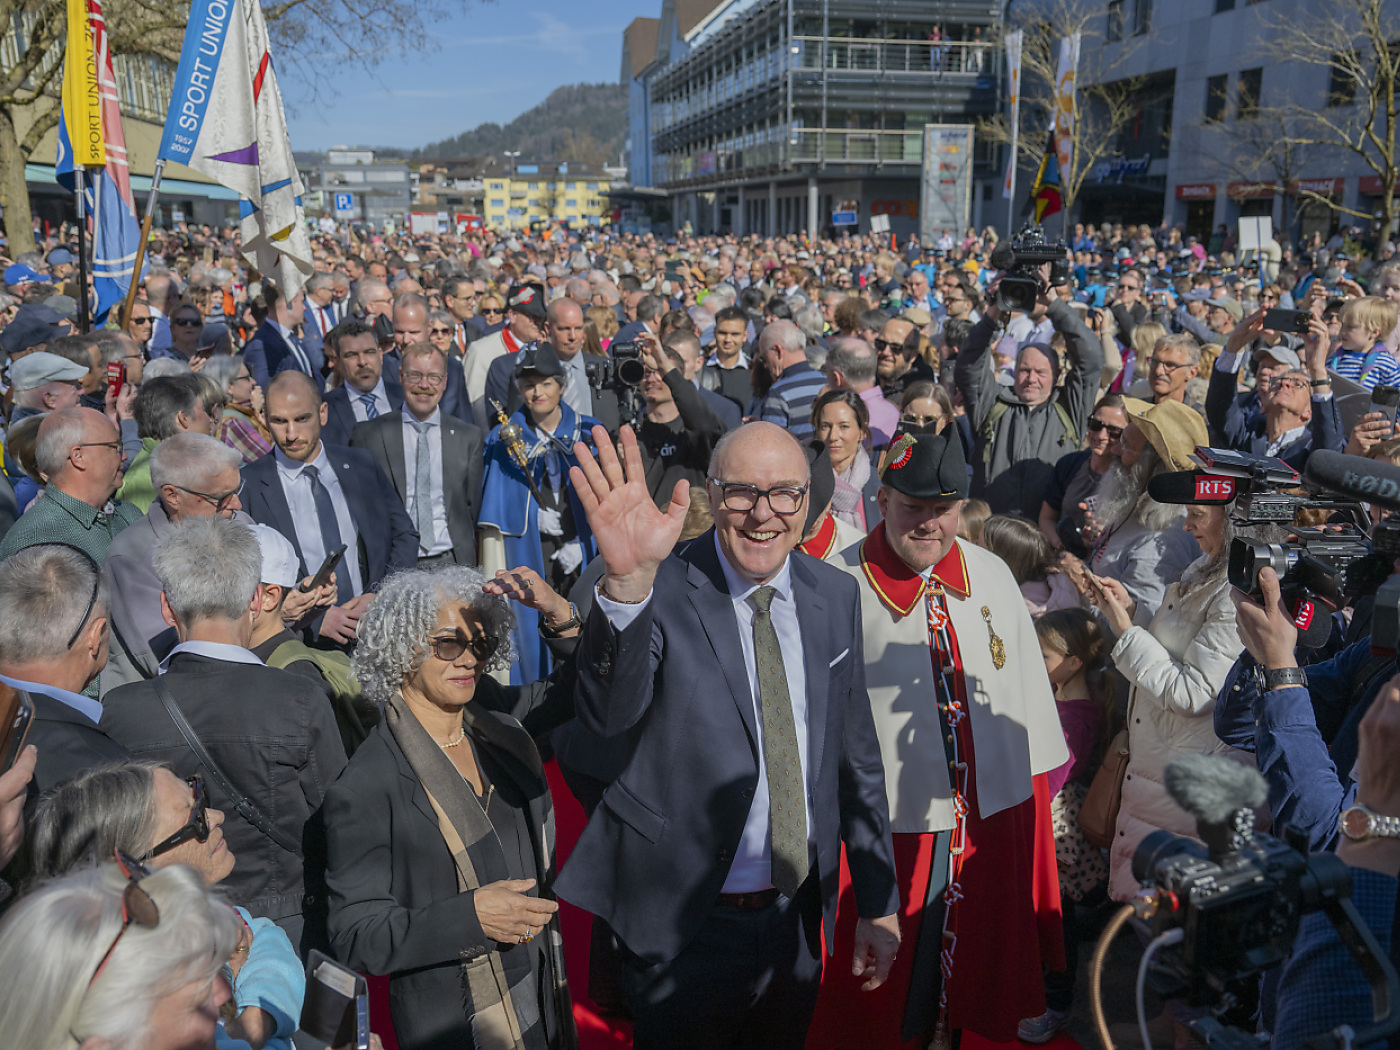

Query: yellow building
[[481, 163, 614, 231]]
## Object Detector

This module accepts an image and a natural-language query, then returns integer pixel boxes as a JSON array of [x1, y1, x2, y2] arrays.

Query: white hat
[[249, 523, 301, 588]]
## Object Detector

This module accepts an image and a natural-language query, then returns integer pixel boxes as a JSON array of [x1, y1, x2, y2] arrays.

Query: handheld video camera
[[1129, 755, 1400, 1050], [992, 224, 1070, 313], [584, 340, 647, 429], [1150, 447, 1396, 647]]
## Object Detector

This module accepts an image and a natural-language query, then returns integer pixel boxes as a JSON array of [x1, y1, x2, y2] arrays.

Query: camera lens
[[617, 358, 646, 386], [1227, 540, 1296, 594], [1132, 829, 1201, 886]]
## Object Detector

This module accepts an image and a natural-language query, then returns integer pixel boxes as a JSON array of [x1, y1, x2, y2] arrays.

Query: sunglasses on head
[[87, 850, 159, 989]]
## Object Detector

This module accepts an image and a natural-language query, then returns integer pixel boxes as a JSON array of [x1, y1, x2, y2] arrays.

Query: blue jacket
[[554, 533, 900, 964], [244, 321, 326, 392], [1204, 364, 1345, 472]]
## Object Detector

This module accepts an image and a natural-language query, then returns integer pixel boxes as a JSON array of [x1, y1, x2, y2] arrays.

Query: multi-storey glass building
[[622, 0, 1001, 239]]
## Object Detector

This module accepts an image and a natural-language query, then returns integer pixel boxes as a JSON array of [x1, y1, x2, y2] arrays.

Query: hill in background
[[416, 83, 627, 166]]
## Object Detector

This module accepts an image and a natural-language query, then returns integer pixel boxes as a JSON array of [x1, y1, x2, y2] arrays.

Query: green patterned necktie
[[751, 585, 808, 897]]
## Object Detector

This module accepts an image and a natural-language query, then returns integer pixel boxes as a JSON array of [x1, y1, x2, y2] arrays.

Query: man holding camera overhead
[[955, 262, 1103, 517]]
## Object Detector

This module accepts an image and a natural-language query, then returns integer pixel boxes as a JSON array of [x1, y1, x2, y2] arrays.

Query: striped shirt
[[1326, 342, 1400, 390], [759, 361, 827, 441]]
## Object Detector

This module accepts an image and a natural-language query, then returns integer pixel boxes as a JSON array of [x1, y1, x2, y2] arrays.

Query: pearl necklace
[[438, 726, 467, 749]]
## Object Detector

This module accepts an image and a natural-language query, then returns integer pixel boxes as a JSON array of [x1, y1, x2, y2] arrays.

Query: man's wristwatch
[[1340, 804, 1400, 841], [1262, 666, 1306, 691], [1310, 378, 1331, 387], [539, 601, 582, 638]]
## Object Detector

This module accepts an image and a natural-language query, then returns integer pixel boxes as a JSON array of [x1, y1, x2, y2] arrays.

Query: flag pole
[[74, 168, 90, 333], [118, 158, 164, 330], [1006, 124, 1018, 234]]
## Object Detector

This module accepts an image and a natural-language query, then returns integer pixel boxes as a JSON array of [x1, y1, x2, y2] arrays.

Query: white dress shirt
[[597, 534, 815, 894], [309, 301, 338, 339], [272, 319, 313, 374], [159, 640, 266, 673], [402, 409, 453, 557], [349, 378, 393, 423], [273, 444, 364, 596]]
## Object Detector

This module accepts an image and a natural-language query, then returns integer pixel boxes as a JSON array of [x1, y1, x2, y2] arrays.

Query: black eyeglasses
[[482, 308, 505, 317], [1087, 418, 1124, 438], [129, 316, 154, 326], [147, 775, 210, 858], [427, 630, 498, 664], [172, 317, 204, 327], [706, 478, 809, 515], [172, 478, 244, 512], [87, 849, 159, 988]]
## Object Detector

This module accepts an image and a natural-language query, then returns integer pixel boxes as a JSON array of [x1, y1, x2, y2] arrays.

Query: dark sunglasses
[[129, 316, 154, 325], [147, 775, 211, 858], [427, 630, 498, 664], [482, 307, 505, 317], [1087, 418, 1124, 438], [88, 849, 159, 988], [172, 317, 204, 327]]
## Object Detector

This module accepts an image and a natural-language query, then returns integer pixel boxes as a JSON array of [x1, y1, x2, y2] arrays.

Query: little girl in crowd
[[1018, 607, 1114, 1043]]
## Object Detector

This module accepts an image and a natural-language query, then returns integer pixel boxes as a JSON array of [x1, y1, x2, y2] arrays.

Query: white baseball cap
[[249, 524, 301, 588]]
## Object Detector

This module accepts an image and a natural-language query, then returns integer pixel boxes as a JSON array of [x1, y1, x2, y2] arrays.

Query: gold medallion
[[982, 606, 1006, 669]]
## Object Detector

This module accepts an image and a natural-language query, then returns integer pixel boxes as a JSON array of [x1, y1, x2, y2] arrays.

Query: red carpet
[[369, 759, 1083, 1050]]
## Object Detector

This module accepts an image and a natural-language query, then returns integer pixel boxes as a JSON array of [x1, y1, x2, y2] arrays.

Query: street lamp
[[504, 150, 521, 177]]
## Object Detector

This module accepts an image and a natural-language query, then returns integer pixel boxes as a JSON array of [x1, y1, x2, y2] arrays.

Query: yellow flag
[[61, 0, 104, 167]]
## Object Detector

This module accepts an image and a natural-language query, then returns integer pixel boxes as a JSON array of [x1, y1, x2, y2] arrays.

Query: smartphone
[[301, 545, 347, 593], [106, 360, 125, 400], [1262, 308, 1312, 335], [0, 685, 34, 776], [1370, 384, 1400, 431], [301, 950, 369, 1050], [664, 260, 684, 281]]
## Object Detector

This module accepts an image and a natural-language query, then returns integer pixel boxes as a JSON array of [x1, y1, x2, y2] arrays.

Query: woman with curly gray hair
[[323, 563, 583, 1050]]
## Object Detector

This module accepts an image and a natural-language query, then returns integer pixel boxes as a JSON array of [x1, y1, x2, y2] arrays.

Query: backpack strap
[[152, 675, 301, 855]]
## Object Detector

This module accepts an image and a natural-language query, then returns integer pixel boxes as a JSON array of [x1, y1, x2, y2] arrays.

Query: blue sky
[[283, 0, 656, 153]]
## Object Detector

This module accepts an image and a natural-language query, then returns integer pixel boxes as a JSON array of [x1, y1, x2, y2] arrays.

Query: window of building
[[490, 182, 503, 190], [1238, 67, 1262, 119], [529, 182, 539, 189], [490, 199, 504, 208], [1215, 0, 1234, 10], [566, 199, 577, 208], [587, 182, 598, 190], [1205, 74, 1228, 122], [1133, 0, 1152, 35], [566, 182, 576, 189], [529, 199, 540, 207], [1328, 51, 1359, 106], [1107, 1, 1124, 41]]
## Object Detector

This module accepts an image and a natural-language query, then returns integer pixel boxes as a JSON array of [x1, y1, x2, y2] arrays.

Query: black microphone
[[1146, 470, 1239, 505], [1305, 450, 1400, 511]]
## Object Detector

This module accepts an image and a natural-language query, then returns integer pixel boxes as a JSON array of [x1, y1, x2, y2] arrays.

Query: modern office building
[[622, 0, 1003, 239], [1055, 0, 1388, 242]]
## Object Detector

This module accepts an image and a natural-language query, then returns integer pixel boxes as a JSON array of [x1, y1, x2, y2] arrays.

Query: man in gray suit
[[350, 341, 485, 568]]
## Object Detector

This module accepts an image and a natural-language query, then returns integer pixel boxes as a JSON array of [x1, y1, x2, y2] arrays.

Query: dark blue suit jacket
[[554, 533, 899, 963], [1205, 366, 1346, 471], [322, 380, 405, 448], [239, 444, 418, 593], [382, 350, 469, 421], [244, 321, 326, 392]]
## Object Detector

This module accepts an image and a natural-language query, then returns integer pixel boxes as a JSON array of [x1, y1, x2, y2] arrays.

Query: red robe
[[806, 530, 1064, 1048]]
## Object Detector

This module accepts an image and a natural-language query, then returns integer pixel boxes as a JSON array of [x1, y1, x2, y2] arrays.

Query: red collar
[[502, 326, 523, 356], [798, 513, 838, 560], [860, 523, 970, 618]]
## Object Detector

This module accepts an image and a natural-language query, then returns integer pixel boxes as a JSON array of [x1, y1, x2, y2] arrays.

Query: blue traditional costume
[[479, 402, 600, 683]]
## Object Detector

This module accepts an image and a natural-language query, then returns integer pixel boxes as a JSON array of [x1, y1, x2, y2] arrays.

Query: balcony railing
[[791, 37, 994, 76], [789, 128, 924, 163]]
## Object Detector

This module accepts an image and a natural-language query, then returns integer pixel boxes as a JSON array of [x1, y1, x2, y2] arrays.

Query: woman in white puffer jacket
[[1088, 502, 1255, 900]]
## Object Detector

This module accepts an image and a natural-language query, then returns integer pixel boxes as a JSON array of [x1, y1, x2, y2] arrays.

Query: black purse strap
[[152, 675, 301, 855]]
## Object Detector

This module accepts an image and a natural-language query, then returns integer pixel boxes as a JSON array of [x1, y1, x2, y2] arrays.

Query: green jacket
[[115, 437, 159, 513]]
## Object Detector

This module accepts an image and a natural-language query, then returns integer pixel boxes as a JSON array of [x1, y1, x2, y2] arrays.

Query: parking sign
[[333, 192, 354, 214]]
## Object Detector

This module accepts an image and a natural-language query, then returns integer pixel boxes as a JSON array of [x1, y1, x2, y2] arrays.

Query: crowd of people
[[0, 212, 1397, 1050]]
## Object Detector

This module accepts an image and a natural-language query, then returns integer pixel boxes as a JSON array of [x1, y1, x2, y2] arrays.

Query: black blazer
[[240, 444, 419, 593], [323, 653, 576, 1050], [323, 380, 405, 448], [554, 532, 900, 964], [23, 689, 130, 797], [101, 653, 348, 943], [383, 351, 470, 422], [348, 410, 485, 566]]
